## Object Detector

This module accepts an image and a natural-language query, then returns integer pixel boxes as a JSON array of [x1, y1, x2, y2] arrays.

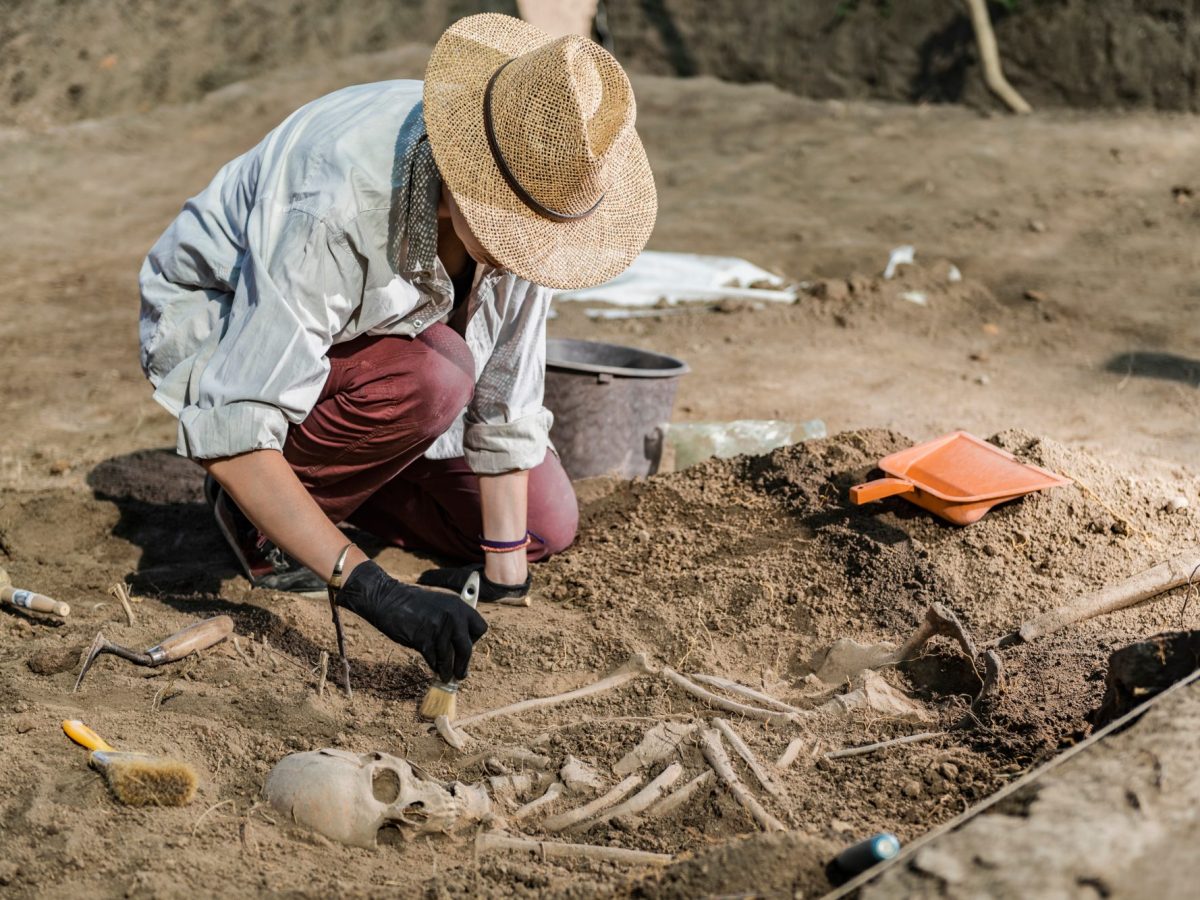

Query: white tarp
[[554, 250, 796, 307]]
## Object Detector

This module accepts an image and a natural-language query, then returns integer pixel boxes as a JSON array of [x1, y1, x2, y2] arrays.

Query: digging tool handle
[[3, 585, 70, 617], [146, 615, 234, 664], [1018, 549, 1200, 643], [850, 478, 915, 505]]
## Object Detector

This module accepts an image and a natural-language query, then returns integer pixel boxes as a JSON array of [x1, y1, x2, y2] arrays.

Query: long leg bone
[[689, 674, 804, 714], [661, 668, 799, 726], [644, 769, 714, 818], [456, 654, 658, 729], [699, 728, 785, 832], [566, 763, 684, 833], [711, 718, 785, 801], [475, 831, 672, 866], [541, 774, 642, 833], [512, 781, 566, 822]]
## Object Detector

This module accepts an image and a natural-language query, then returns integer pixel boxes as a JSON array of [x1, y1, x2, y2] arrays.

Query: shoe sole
[[206, 475, 328, 597]]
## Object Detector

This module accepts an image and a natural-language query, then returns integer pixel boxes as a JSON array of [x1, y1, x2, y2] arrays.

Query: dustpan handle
[[850, 477, 915, 505]]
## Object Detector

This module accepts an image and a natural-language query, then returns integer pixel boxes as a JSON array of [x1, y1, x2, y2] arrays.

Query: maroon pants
[[282, 325, 578, 562]]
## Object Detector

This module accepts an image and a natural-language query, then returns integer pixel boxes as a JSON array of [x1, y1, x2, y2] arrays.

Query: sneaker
[[204, 475, 327, 595]]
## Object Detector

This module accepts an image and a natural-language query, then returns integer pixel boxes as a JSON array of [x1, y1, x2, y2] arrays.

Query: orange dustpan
[[850, 431, 1071, 525]]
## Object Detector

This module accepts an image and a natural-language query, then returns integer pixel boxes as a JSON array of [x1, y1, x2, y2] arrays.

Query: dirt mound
[[3, 428, 1197, 897]]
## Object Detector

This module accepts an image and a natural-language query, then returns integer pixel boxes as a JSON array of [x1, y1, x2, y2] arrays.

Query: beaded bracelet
[[480, 531, 543, 554]]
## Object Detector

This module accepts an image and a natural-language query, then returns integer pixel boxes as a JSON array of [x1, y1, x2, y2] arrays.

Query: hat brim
[[423, 14, 657, 291]]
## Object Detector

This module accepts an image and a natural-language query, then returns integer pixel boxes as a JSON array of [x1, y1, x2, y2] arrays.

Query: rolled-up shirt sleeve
[[177, 207, 354, 459], [462, 279, 554, 475]]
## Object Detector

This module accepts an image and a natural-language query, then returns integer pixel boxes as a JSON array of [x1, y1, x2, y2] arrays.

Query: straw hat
[[424, 14, 657, 290]]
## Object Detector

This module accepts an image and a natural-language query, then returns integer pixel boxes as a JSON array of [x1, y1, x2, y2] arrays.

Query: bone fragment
[[109, 583, 136, 626], [462, 747, 552, 770], [456, 654, 658, 729], [485, 758, 512, 776], [560, 754, 606, 794], [541, 774, 642, 833], [434, 715, 470, 751], [775, 737, 811, 770], [825, 731, 941, 760], [699, 728, 785, 832], [819, 670, 929, 723], [689, 673, 803, 714], [316, 651, 329, 697], [475, 831, 672, 866], [567, 763, 684, 833], [487, 771, 552, 803], [661, 667, 798, 726], [711, 718, 785, 801], [644, 769, 714, 819], [613, 721, 697, 776], [512, 781, 565, 822]]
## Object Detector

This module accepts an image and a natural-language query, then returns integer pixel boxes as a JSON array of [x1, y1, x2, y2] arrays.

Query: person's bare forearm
[[203, 450, 367, 582], [479, 469, 529, 584]]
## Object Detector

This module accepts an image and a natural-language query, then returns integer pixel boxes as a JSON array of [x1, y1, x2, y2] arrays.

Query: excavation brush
[[62, 720, 197, 806], [73, 615, 234, 692]]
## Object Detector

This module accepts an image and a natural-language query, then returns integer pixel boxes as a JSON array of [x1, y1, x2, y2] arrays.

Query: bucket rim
[[545, 337, 690, 379]]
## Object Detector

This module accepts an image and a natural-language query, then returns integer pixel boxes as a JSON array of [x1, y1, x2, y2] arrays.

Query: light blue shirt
[[139, 80, 552, 474]]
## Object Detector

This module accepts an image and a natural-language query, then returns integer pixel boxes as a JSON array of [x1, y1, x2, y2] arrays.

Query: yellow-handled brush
[[418, 571, 480, 721], [62, 720, 198, 807]]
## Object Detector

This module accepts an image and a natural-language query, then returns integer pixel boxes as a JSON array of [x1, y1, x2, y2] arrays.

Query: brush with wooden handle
[[418, 571, 480, 721], [0, 566, 69, 617], [62, 719, 198, 806], [73, 614, 234, 692]]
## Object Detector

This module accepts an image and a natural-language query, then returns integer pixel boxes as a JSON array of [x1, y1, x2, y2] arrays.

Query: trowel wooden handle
[[1018, 549, 1200, 643], [147, 615, 234, 664], [2, 585, 70, 617], [850, 477, 915, 505]]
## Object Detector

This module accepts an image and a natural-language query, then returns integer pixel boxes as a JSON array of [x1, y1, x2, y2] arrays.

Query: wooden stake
[[964, 0, 1032, 113]]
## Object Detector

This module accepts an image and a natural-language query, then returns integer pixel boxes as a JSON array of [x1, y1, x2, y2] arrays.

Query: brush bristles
[[103, 757, 198, 807], [419, 684, 458, 721]]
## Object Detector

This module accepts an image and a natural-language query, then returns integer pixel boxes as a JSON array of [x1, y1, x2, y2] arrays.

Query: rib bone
[[699, 728, 785, 832], [566, 763, 684, 833], [712, 718, 785, 801], [662, 668, 799, 726], [541, 774, 642, 833]]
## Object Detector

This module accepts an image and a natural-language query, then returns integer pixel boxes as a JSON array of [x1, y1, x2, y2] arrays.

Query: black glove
[[417, 563, 532, 604], [337, 561, 487, 682]]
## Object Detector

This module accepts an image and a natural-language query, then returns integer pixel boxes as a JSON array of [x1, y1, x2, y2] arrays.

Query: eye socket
[[372, 768, 402, 803]]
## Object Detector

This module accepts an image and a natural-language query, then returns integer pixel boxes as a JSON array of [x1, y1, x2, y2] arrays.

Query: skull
[[264, 749, 492, 848]]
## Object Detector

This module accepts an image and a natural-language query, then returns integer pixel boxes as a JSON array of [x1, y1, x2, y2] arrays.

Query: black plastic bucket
[[543, 338, 689, 480]]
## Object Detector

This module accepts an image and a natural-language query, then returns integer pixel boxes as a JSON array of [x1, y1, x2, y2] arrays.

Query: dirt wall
[[604, 0, 1200, 113], [0, 0, 516, 129], [6, 0, 1200, 129]]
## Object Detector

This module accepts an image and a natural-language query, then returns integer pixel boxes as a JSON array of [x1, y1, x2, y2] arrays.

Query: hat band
[[483, 59, 606, 223]]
